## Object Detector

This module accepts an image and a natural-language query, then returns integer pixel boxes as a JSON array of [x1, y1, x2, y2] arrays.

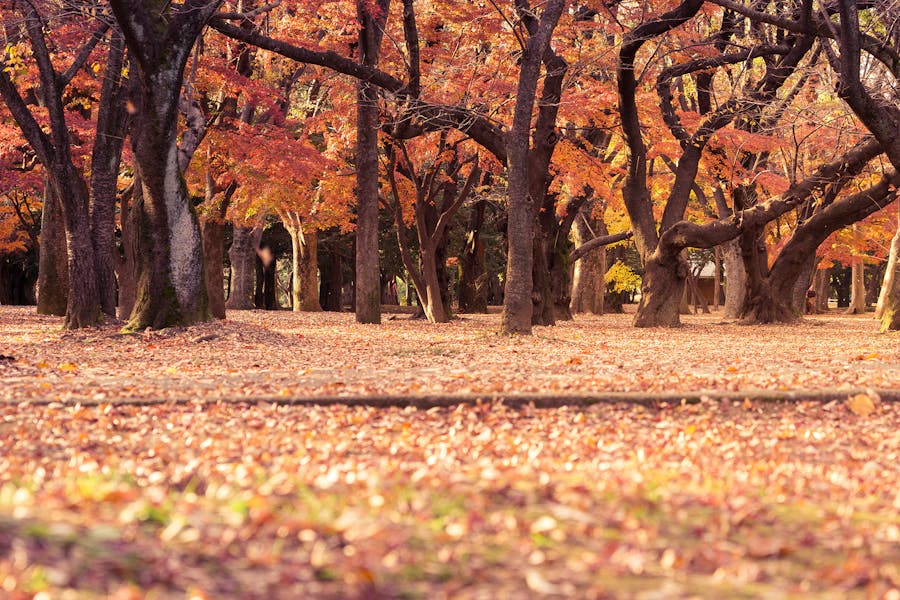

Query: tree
[[0, 3, 113, 328], [499, 0, 567, 334], [108, 0, 224, 330], [353, 0, 391, 324], [384, 134, 481, 323]]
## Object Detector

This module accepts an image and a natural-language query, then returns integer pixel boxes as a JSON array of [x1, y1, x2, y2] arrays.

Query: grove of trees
[[1, 0, 898, 333]]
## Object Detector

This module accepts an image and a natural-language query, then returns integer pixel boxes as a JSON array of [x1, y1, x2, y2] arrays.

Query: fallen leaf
[[847, 393, 876, 417]]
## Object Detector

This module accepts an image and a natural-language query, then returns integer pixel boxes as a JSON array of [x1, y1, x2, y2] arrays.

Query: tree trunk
[[814, 268, 830, 312], [200, 176, 233, 320], [289, 224, 322, 312], [739, 228, 796, 324], [571, 215, 606, 314], [90, 30, 127, 318], [847, 258, 867, 314], [125, 71, 208, 330], [549, 233, 573, 321], [353, 0, 390, 325], [789, 254, 817, 314], [90, 166, 121, 319], [866, 261, 884, 307], [633, 251, 687, 327], [108, 3, 225, 330], [227, 224, 262, 309], [722, 239, 745, 319], [57, 174, 102, 329], [500, 1, 566, 335], [355, 79, 382, 324], [679, 271, 693, 315], [420, 245, 449, 323], [36, 183, 68, 316], [531, 228, 556, 326], [458, 199, 488, 313], [877, 220, 900, 330], [202, 218, 227, 319]]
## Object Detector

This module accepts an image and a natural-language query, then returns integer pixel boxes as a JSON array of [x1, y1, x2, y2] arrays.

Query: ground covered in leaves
[[1, 306, 899, 598], [1, 400, 899, 598], [1, 306, 899, 403]]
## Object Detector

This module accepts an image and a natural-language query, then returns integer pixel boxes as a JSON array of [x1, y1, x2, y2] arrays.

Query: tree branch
[[570, 231, 634, 262], [59, 22, 111, 88]]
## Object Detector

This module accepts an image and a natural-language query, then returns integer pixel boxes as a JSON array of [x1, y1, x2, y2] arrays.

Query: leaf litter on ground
[[0, 307, 899, 598]]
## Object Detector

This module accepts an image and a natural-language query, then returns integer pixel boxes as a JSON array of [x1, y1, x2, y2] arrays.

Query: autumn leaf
[[847, 393, 877, 417]]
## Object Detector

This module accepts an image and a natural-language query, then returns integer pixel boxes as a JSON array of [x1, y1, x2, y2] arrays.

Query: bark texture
[[36, 184, 68, 316], [500, 0, 566, 335], [570, 214, 606, 315], [89, 30, 128, 317], [722, 240, 746, 319], [354, 0, 391, 325], [877, 220, 900, 330], [285, 215, 321, 312], [109, 0, 223, 330], [847, 258, 867, 314]]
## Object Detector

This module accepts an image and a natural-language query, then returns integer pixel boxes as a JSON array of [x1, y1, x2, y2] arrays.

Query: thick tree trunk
[[36, 184, 68, 316], [877, 221, 900, 329], [353, 0, 390, 325], [847, 258, 867, 314], [633, 251, 687, 327], [722, 239, 745, 319], [739, 228, 796, 324], [570, 215, 606, 315], [227, 224, 262, 309], [61, 181, 102, 329], [108, 3, 227, 330], [125, 72, 208, 330], [789, 254, 817, 314], [458, 199, 488, 313], [500, 1, 566, 334], [289, 224, 321, 312]]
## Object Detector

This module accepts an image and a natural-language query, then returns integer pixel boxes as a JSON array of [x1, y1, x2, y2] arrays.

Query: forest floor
[[1, 305, 899, 404], [0, 306, 899, 598]]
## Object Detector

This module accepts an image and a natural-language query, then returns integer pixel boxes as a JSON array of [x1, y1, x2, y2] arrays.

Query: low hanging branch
[[570, 231, 634, 263]]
